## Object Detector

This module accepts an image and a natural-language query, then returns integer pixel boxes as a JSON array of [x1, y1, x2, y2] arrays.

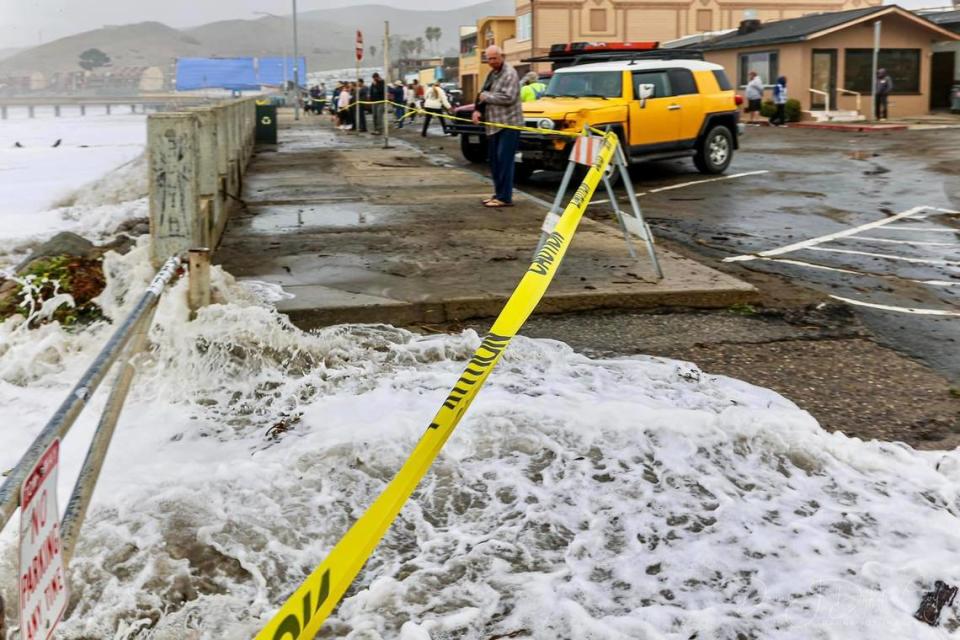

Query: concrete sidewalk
[[215, 112, 756, 328]]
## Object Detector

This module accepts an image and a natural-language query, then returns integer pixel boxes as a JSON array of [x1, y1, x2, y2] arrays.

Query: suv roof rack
[[522, 48, 704, 69]]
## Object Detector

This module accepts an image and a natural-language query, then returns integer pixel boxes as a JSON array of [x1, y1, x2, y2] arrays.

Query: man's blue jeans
[[487, 129, 520, 204]]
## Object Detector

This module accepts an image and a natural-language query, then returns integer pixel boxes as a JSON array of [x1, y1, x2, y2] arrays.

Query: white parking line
[[830, 294, 960, 317], [753, 257, 960, 286], [880, 226, 959, 233], [641, 170, 769, 196], [846, 236, 957, 247], [724, 206, 956, 263], [807, 246, 960, 267]]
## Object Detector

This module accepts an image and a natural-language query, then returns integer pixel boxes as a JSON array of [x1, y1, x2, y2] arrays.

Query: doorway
[[930, 51, 955, 110], [811, 49, 837, 110]]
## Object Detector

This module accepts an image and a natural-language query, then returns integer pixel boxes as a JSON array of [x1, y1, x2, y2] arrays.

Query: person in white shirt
[[744, 71, 764, 124], [337, 83, 353, 130], [421, 83, 451, 136]]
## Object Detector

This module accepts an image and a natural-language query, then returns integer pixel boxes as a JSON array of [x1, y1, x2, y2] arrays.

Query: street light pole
[[292, 0, 301, 121]]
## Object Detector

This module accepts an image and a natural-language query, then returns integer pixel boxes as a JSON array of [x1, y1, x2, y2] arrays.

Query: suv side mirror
[[638, 83, 655, 108]]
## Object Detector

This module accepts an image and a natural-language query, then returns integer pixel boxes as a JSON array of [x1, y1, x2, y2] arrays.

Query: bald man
[[473, 45, 522, 208]]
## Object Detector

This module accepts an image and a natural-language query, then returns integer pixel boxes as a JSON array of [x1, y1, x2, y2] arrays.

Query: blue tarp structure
[[176, 58, 259, 91], [175, 57, 308, 91], [256, 57, 308, 86]]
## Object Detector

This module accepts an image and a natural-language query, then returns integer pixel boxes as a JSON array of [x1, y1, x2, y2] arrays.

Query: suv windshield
[[544, 71, 622, 98]]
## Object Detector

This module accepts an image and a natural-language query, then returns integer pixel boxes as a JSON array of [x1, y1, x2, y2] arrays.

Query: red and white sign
[[19, 439, 68, 640], [569, 135, 605, 166], [356, 30, 364, 61]]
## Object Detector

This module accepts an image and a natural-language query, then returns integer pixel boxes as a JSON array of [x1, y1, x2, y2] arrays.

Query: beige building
[[459, 17, 517, 99], [503, 0, 881, 73], [697, 6, 960, 118]]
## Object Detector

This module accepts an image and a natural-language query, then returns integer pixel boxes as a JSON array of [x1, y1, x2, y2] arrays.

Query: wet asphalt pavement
[[390, 120, 960, 383]]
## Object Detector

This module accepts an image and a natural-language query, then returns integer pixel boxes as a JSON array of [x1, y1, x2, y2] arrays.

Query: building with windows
[[502, 0, 881, 74], [459, 17, 516, 100], [691, 5, 959, 118]]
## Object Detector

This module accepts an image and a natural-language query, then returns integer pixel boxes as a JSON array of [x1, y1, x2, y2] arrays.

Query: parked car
[[448, 51, 743, 179]]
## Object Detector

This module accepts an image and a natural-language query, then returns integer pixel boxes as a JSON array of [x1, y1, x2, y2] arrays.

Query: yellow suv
[[457, 59, 742, 179], [523, 59, 742, 176]]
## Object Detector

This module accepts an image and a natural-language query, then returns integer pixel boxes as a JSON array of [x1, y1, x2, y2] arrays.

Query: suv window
[[544, 71, 622, 98], [668, 69, 698, 95], [712, 69, 733, 91], [632, 71, 671, 100]]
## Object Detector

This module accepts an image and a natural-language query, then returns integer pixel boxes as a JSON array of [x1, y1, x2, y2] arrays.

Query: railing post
[[188, 248, 211, 317], [193, 109, 221, 247], [148, 113, 201, 268]]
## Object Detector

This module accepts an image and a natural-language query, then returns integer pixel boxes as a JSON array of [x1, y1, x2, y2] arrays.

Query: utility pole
[[871, 20, 881, 121], [292, 0, 301, 121], [384, 21, 391, 149]]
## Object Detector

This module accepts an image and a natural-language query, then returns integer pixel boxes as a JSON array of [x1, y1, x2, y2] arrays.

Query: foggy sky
[[0, 0, 943, 49]]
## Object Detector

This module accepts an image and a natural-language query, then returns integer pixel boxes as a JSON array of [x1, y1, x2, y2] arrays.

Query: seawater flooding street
[[3, 1, 960, 639]]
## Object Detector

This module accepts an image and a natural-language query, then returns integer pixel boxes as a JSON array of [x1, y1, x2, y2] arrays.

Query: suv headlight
[[537, 118, 555, 130]]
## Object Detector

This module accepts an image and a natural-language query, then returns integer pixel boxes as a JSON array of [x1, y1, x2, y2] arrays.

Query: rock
[[98, 233, 137, 256], [114, 217, 149, 236], [16, 231, 97, 271]]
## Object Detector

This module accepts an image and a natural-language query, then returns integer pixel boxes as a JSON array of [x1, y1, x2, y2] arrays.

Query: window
[[738, 51, 778, 87], [517, 13, 532, 42], [668, 69, 698, 95], [545, 71, 623, 98], [632, 71, 671, 99], [713, 69, 733, 91], [697, 9, 714, 32], [590, 9, 608, 32], [844, 49, 920, 94]]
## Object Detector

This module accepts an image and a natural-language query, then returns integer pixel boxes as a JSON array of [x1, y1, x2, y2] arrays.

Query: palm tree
[[432, 27, 442, 55], [369, 45, 377, 59], [414, 37, 425, 58], [424, 26, 441, 55]]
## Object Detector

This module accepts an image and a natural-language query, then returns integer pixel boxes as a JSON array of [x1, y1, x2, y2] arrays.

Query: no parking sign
[[19, 439, 68, 640]]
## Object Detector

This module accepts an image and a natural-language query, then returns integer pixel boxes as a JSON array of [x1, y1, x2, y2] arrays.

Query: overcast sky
[[0, 0, 946, 49]]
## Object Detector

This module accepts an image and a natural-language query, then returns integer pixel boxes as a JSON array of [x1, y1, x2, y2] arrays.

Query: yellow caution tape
[[335, 98, 596, 138], [254, 127, 619, 640]]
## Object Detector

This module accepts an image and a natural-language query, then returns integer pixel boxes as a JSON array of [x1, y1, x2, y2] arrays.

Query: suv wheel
[[460, 134, 487, 164], [694, 125, 733, 174]]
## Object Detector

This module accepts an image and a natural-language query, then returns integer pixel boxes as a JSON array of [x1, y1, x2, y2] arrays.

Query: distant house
[[920, 8, 960, 109], [687, 5, 960, 119]]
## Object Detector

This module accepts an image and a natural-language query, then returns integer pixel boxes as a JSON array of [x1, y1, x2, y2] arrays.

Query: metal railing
[[809, 88, 831, 113], [838, 88, 862, 114], [0, 256, 182, 637]]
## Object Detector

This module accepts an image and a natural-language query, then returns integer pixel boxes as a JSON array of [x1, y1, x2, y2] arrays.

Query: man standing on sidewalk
[[472, 45, 522, 208], [876, 68, 893, 121], [370, 72, 386, 135]]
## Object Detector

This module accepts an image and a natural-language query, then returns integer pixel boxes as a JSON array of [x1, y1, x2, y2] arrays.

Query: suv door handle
[[667, 104, 682, 111]]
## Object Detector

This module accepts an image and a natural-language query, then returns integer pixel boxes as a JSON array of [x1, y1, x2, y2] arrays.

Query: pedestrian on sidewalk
[[876, 68, 893, 121], [370, 72, 386, 134], [472, 45, 522, 208], [337, 82, 353, 130], [744, 70, 764, 124], [402, 83, 416, 123], [389, 80, 406, 128], [769, 76, 788, 127], [421, 83, 451, 136]]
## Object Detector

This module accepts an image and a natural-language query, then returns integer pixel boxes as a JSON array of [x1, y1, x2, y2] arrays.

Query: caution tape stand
[[536, 128, 663, 280]]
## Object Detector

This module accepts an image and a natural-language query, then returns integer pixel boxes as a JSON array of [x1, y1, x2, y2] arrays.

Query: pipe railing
[[0, 256, 183, 636], [0, 256, 182, 536], [838, 88, 862, 115], [809, 88, 831, 114]]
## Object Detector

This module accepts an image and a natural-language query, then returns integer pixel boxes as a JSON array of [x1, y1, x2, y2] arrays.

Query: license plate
[[467, 135, 479, 144]]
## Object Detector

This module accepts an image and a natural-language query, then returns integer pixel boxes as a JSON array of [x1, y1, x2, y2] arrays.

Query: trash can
[[255, 103, 278, 145], [951, 83, 960, 114]]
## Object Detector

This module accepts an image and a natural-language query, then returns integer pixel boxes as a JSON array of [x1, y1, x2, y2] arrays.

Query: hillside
[[0, 0, 512, 78]]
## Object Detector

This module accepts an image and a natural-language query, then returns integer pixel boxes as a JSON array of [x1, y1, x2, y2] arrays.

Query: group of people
[[326, 76, 456, 136], [744, 67, 894, 126]]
